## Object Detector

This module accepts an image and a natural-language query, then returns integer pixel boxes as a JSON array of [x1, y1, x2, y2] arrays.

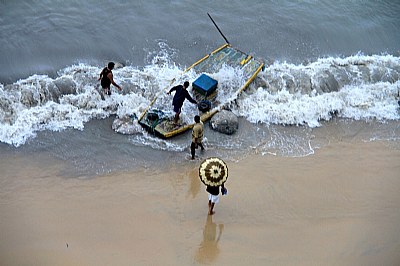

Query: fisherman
[[98, 62, 122, 96], [191, 115, 205, 159], [167, 81, 198, 124]]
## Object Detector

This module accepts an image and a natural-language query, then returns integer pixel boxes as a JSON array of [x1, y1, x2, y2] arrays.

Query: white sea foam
[[0, 65, 154, 146], [0, 52, 399, 147], [236, 80, 399, 127], [236, 53, 400, 127]]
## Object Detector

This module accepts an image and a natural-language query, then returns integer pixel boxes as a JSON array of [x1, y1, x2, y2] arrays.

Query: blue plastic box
[[192, 74, 218, 96]]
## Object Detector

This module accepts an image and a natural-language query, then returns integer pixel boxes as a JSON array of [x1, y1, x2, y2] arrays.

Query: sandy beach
[[1, 1, 399, 265], [1, 139, 399, 266]]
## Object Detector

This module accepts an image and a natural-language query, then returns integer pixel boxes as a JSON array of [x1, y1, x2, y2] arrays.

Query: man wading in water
[[98, 62, 122, 96], [191, 115, 205, 159], [167, 81, 198, 124]]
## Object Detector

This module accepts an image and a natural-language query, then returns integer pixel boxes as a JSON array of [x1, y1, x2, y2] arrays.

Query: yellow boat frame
[[138, 43, 265, 138]]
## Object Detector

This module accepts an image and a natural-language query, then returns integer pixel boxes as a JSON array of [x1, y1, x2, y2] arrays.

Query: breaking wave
[[1, 47, 399, 147]]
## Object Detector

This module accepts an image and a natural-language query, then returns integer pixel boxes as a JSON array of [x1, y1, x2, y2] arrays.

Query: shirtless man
[[98, 62, 122, 95]]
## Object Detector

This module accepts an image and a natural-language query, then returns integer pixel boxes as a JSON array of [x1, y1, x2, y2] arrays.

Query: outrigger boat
[[138, 43, 264, 138], [138, 15, 265, 138]]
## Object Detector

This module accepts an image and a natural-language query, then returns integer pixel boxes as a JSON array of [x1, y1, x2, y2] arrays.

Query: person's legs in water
[[198, 142, 205, 151], [191, 142, 196, 159], [173, 105, 181, 124], [103, 86, 111, 96], [191, 142, 205, 159]]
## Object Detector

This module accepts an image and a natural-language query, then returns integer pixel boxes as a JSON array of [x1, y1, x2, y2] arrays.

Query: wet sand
[[1, 140, 399, 265]]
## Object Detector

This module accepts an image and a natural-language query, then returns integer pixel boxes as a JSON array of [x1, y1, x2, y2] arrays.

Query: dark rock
[[112, 116, 142, 135], [210, 110, 238, 135]]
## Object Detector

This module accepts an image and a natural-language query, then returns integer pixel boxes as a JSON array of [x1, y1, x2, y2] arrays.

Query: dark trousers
[[191, 142, 204, 159]]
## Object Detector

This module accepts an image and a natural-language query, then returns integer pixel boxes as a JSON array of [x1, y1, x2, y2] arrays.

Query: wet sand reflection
[[195, 215, 224, 264]]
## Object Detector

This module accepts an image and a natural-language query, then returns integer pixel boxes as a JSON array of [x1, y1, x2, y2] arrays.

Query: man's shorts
[[173, 105, 181, 113], [208, 193, 220, 204]]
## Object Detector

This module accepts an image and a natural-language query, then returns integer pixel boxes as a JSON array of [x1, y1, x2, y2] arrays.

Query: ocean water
[[0, 0, 399, 177]]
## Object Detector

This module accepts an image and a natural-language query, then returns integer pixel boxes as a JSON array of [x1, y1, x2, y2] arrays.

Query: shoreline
[[1, 139, 399, 265]]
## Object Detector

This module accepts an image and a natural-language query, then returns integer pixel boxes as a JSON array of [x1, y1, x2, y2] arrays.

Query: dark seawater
[[0, 0, 399, 177], [1, 0, 399, 83]]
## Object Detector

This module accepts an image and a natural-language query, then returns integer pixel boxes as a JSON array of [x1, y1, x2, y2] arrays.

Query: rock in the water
[[112, 116, 142, 135], [210, 110, 238, 135]]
